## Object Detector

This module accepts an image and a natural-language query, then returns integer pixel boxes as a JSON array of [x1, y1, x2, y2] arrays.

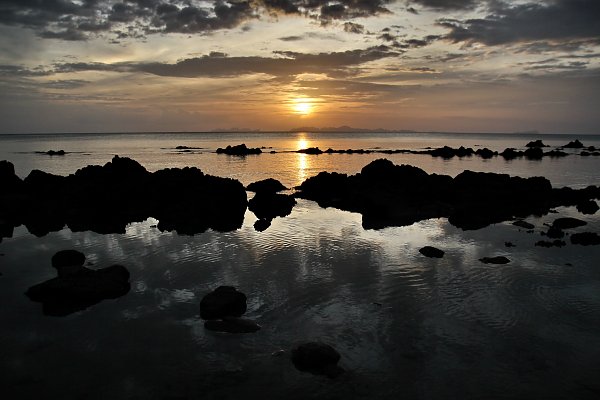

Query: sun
[[291, 98, 313, 116]]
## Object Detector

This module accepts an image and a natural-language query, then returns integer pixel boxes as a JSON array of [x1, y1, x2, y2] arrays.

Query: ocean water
[[1, 132, 600, 399]]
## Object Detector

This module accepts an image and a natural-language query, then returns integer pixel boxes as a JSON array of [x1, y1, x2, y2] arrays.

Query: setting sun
[[291, 99, 313, 116]]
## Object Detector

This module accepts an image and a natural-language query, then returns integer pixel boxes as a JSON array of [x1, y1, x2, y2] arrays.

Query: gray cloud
[[343, 22, 365, 34], [406, 0, 478, 10], [439, 0, 600, 46]]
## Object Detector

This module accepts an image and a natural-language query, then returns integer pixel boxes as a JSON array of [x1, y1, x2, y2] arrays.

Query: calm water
[[1, 132, 600, 399]]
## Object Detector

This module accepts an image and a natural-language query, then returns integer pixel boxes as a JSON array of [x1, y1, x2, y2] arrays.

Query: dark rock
[[291, 342, 343, 378], [535, 240, 566, 248], [525, 140, 547, 148], [545, 227, 565, 238], [564, 139, 584, 148], [51, 250, 86, 276], [544, 150, 568, 157], [475, 147, 495, 159], [504, 242, 515, 247], [524, 147, 543, 159], [513, 220, 534, 229], [500, 148, 522, 160], [216, 144, 262, 156], [552, 217, 587, 230], [204, 317, 261, 333], [297, 147, 323, 155], [570, 232, 600, 246], [253, 218, 271, 232], [419, 246, 444, 258], [25, 264, 130, 317], [248, 192, 296, 221], [576, 200, 599, 215], [479, 256, 510, 264], [200, 286, 247, 320], [46, 150, 66, 156], [246, 178, 287, 194]]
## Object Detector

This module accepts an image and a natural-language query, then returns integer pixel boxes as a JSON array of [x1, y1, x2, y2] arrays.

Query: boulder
[[570, 232, 600, 246], [552, 217, 587, 230], [564, 139, 584, 148], [216, 144, 262, 156], [248, 192, 296, 221], [51, 250, 86, 277], [25, 264, 130, 317], [479, 256, 510, 264], [291, 342, 343, 378], [204, 317, 261, 333], [200, 286, 247, 320], [524, 147, 543, 159], [545, 227, 565, 238], [246, 178, 287, 194], [419, 246, 444, 258], [576, 200, 599, 215]]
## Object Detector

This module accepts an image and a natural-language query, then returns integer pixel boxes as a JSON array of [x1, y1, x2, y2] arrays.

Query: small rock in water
[[200, 286, 247, 320], [253, 218, 271, 232], [504, 242, 516, 247], [513, 220, 534, 230], [479, 256, 510, 264], [576, 200, 599, 215], [545, 227, 565, 239], [419, 246, 444, 258], [552, 217, 587, 230], [570, 232, 600, 246], [204, 317, 261, 333], [291, 342, 343, 378], [535, 240, 566, 248], [51, 250, 87, 277]]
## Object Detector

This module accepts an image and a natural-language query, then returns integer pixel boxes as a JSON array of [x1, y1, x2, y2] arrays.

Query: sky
[[0, 0, 599, 134]]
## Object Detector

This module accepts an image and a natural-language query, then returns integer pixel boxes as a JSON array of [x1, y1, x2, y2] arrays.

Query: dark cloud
[[51, 46, 399, 78], [440, 0, 600, 46], [343, 22, 364, 34], [407, 0, 478, 10]]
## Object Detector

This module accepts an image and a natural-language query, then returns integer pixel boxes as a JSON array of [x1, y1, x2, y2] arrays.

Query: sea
[[1, 131, 599, 399]]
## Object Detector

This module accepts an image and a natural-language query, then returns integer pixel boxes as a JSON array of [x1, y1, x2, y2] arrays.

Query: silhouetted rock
[[46, 150, 66, 156], [535, 240, 566, 248], [524, 147, 543, 159], [525, 140, 547, 148], [500, 148, 522, 160], [513, 220, 534, 229], [216, 144, 262, 155], [246, 178, 287, 194], [504, 241, 515, 247], [297, 147, 323, 155], [545, 227, 565, 239], [576, 200, 599, 215], [200, 286, 247, 320], [419, 246, 444, 258], [248, 192, 296, 221], [552, 217, 587, 230], [51, 250, 86, 276], [479, 256, 510, 264], [204, 317, 261, 333], [291, 342, 343, 378], [564, 139, 584, 148], [570, 232, 600, 246], [545, 150, 568, 157], [253, 218, 271, 232], [25, 264, 130, 316], [475, 148, 495, 159]]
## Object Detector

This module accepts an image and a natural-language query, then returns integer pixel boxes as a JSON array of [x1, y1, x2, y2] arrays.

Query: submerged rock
[[25, 264, 130, 317], [544, 227, 565, 239], [479, 256, 510, 264], [419, 246, 444, 258], [204, 317, 261, 333], [200, 286, 247, 320], [297, 147, 324, 155], [291, 342, 343, 378], [552, 217, 587, 230], [570, 232, 600, 246], [248, 192, 296, 221]]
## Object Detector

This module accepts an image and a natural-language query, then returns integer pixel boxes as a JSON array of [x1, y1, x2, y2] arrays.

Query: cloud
[[343, 22, 365, 34], [439, 0, 600, 46], [406, 0, 478, 10]]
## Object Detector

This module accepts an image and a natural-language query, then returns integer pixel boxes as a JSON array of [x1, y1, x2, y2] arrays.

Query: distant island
[[288, 126, 413, 133]]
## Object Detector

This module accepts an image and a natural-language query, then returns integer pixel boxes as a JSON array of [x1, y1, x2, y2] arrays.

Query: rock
[[576, 200, 599, 215], [504, 242, 515, 247], [479, 256, 510, 264], [291, 342, 343, 378], [25, 264, 130, 317], [419, 246, 444, 258], [246, 178, 287, 194], [216, 144, 262, 156], [297, 147, 323, 155], [475, 148, 495, 159], [51, 250, 86, 277], [500, 148, 522, 160], [46, 150, 66, 156], [552, 217, 587, 230], [524, 147, 543, 159], [513, 220, 534, 229], [535, 240, 566, 248], [525, 140, 547, 148], [200, 286, 247, 320], [545, 227, 565, 238], [248, 192, 296, 221], [570, 232, 600, 246], [253, 218, 271, 232], [544, 150, 568, 157], [564, 139, 584, 148], [204, 317, 261, 333]]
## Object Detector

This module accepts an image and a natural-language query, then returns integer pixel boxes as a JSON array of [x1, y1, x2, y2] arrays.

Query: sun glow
[[291, 98, 314, 116]]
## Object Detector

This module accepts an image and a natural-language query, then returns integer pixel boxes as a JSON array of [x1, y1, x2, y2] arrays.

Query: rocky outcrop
[[26, 263, 130, 316], [564, 140, 584, 149], [576, 200, 599, 215], [216, 144, 262, 155], [570, 232, 600, 246], [248, 192, 296, 231], [552, 217, 587, 230], [525, 140, 548, 148], [246, 178, 287, 194], [0, 156, 248, 236]]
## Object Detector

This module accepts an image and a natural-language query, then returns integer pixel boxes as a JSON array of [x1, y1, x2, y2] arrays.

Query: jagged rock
[[479, 256, 510, 264], [564, 140, 584, 148], [216, 144, 262, 155], [576, 200, 599, 215], [25, 264, 130, 317], [419, 246, 444, 258], [552, 217, 587, 230], [291, 342, 343, 378], [475, 147, 495, 159], [525, 140, 547, 148], [204, 317, 261, 333], [200, 286, 247, 320], [570, 232, 600, 246], [246, 178, 287, 194], [513, 220, 534, 229]]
